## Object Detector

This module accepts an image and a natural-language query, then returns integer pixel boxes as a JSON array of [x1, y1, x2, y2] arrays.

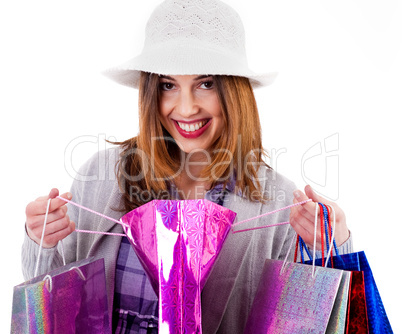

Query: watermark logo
[[64, 133, 117, 181], [63, 133, 341, 201], [301, 133, 339, 200]]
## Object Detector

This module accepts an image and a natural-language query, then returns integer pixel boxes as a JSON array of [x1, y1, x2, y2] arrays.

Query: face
[[158, 74, 224, 156]]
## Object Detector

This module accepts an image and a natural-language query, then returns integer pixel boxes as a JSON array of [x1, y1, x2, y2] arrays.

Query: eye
[[160, 82, 175, 91], [200, 80, 214, 89]]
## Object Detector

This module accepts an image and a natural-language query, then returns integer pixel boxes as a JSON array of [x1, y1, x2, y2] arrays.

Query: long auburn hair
[[114, 71, 271, 212]]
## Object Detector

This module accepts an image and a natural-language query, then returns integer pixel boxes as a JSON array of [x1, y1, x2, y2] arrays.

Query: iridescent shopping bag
[[326, 270, 351, 334], [11, 257, 109, 334], [297, 255, 351, 334], [120, 199, 236, 334], [245, 258, 345, 334], [290, 203, 350, 334]]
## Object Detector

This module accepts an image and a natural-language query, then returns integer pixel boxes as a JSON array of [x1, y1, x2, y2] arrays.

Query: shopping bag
[[11, 257, 109, 334], [245, 258, 345, 334], [326, 270, 351, 334], [334, 252, 391, 333], [293, 203, 350, 334], [303, 255, 373, 333], [300, 203, 392, 333], [346, 271, 369, 334], [120, 199, 236, 334]]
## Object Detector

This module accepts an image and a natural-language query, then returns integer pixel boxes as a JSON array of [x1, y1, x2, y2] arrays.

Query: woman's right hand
[[26, 188, 75, 248]]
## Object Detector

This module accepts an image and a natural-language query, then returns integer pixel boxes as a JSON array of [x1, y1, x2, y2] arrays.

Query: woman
[[23, 0, 352, 332]]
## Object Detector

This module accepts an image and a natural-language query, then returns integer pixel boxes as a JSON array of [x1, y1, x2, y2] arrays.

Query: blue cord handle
[[299, 202, 339, 263], [319, 203, 339, 257]]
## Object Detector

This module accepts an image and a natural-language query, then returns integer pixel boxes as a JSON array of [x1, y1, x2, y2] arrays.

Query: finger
[[304, 185, 344, 232], [27, 206, 68, 230], [42, 221, 75, 249], [289, 213, 313, 239], [30, 214, 70, 238], [48, 188, 60, 199], [290, 199, 323, 248], [292, 197, 316, 222], [294, 186, 334, 221], [29, 214, 75, 243], [290, 205, 319, 236], [27, 192, 72, 216], [43, 215, 72, 236], [289, 213, 322, 250], [49, 192, 72, 212], [293, 190, 316, 221]]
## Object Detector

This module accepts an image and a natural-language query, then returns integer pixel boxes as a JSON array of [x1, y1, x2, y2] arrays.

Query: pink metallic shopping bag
[[120, 199, 237, 334]]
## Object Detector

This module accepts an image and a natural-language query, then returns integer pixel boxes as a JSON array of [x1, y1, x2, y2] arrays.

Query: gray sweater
[[22, 148, 353, 333]]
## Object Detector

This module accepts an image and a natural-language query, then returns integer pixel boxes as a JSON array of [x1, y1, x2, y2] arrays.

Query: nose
[[177, 90, 199, 118]]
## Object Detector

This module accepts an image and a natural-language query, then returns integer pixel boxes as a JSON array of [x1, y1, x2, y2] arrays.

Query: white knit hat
[[103, 0, 277, 89]]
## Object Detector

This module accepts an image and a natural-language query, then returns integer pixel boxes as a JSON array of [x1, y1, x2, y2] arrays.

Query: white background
[[1, 0, 401, 332]]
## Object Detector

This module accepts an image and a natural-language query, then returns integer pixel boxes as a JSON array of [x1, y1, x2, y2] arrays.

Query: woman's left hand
[[289, 185, 350, 250]]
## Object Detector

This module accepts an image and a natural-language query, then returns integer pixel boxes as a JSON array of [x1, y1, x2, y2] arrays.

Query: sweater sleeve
[[334, 231, 353, 255], [305, 230, 354, 261], [21, 231, 65, 280]]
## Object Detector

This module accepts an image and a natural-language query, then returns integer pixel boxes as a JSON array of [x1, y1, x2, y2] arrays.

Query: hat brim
[[103, 43, 278, 89]]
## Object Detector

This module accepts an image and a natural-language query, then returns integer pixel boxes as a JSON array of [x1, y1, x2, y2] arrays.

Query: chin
[[175, 140, 211, 155]]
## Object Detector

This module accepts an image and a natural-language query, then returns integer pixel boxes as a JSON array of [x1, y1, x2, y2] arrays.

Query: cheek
[[158, 99, 168, 117], [214, 117, 225, 136], [158, 101, 171, 127], [211, 100, 224, 126], [207, 95, 223, 118]]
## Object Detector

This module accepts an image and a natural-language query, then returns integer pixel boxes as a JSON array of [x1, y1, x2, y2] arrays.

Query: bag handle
[[295, 202, 338, 269], [321, 203, 340, 257], [287, 202, 337, 278], [282, 202, 335, 278], [322, 203, 337, 268], [34, 198, 66, 277], [294, 234, 313, 263]]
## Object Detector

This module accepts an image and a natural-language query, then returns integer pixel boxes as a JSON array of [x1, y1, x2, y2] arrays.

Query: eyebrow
[[159, 75, 212, 81]]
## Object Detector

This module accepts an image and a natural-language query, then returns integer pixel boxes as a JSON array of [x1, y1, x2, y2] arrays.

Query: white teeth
[[177, 120, 207, 132]]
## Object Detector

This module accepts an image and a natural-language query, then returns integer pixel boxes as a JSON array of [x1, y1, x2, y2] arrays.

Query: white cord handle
[[34, 198, 67, 277], [280, 203, 320, 276], [69, 267, 86, 280], [280, 233, 297, 274], [34, 199, 51, 277], [312, 203, 319, 278], [42, 274, 52, 292]]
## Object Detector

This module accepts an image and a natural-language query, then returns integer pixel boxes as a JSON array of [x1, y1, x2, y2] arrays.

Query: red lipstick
[[173, 119, 211, 139]]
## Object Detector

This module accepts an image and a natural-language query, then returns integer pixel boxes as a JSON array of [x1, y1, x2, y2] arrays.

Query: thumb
[[304, 185, 326, 203]]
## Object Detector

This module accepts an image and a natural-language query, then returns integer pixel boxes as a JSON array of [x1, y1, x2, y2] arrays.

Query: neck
[[183, 150, 210, 180], [174, 151, 211, 199]]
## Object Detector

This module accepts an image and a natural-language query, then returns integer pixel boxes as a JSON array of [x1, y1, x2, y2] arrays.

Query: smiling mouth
[[175, 120, 209, 132]]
